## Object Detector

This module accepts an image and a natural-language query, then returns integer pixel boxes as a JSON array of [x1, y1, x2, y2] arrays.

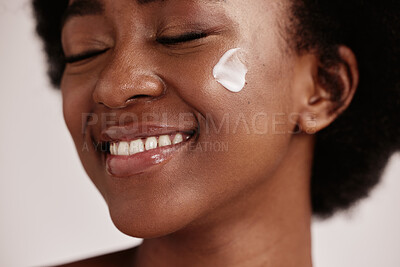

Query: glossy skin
[[60, 0, 358, 266]]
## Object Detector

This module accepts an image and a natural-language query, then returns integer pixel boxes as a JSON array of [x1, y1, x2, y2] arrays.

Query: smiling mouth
[[99, 125, 197, 178], [109, 132, 192, 156]]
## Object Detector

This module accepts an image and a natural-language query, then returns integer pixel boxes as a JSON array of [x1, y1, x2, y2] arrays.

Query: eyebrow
[[62, 0, 104, 27]]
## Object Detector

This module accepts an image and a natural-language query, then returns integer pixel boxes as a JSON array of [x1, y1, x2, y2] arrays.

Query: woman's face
[[61, 0, 302, 237]]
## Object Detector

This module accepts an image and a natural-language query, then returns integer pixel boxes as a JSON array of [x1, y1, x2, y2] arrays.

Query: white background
[[0, 1, 399, 266]]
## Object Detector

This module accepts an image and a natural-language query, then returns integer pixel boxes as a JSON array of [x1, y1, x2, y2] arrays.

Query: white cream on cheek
[[212, 48, 248, 93]]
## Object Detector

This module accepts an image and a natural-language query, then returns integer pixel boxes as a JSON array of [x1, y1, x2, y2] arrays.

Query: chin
[[106, 195, 200, 239]]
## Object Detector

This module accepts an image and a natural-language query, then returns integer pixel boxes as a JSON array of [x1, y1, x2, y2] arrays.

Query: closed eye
[[156, 32, 208, 45], [65, 49, 109, 64]]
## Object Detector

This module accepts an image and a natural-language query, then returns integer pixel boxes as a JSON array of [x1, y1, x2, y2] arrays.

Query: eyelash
[[156, 32, 208, 45], [65, 49, 109, 64], [64, 32, 207, 63]]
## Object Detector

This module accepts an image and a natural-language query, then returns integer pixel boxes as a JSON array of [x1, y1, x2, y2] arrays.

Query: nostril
[[128, 95, 149, 100], [126, 94, 151, 103]]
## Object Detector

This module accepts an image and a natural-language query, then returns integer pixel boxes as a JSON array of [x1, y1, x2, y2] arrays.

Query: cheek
[[165, 46, 294, 188], [247, 55, 293, 113], [61, 75, 108, 195], [61, 76, 96, 145]]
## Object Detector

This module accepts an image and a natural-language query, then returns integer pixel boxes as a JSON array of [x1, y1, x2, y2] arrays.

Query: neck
[[133, 133, 314, 267]]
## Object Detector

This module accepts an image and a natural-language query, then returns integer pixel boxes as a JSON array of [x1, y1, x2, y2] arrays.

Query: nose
[[92, 51, 166, 109]]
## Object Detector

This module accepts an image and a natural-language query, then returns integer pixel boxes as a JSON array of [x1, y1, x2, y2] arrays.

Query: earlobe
[[297, 46, 359, 134]]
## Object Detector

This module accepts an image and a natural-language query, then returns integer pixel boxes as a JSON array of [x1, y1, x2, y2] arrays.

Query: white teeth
[[112, 143, 118, 155], [129, 139, 145, 155], [110, 133, 189, 156], [172, 133, 183, 144], [158, 135, 172, 147], [117, 141, 130, 156], [110, 143, 116, 155], [145, 137, 158, 151]]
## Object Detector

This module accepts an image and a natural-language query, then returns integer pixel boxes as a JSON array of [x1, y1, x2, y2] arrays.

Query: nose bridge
[[93, 45, 165, 109]]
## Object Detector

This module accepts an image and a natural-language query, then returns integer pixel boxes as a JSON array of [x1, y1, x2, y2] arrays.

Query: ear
[[294, 46, 359, 134]]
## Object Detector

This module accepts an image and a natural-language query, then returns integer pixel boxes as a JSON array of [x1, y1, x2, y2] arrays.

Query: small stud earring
[[308, 95, 321, 104]]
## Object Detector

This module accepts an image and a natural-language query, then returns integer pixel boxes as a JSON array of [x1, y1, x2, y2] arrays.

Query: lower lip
[[106, 141, 190, 178]]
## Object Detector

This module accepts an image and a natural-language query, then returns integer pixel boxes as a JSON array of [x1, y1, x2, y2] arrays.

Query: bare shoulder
[[52, 246, 138, 267]]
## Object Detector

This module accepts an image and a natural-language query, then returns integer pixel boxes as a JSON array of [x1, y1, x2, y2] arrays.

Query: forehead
[[67, 0, 226, 8], [64, 0, 227, 25]]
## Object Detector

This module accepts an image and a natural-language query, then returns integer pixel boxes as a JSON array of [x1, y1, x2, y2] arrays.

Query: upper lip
[[100, 122, 197, 142]]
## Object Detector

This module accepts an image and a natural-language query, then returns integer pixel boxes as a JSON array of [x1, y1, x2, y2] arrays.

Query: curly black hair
[[32, 0, 400, 218]]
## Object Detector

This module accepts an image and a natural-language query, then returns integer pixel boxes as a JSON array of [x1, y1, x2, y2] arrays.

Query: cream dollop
[[213, 48, 248, 93]]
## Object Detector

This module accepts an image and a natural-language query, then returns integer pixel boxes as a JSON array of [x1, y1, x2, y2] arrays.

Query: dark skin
[[59, 0, 359, 266]]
